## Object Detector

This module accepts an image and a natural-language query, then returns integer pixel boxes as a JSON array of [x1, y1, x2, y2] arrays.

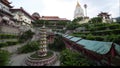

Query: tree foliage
[[17, 41, 39, 54], [48, 34, 66, 52], [72, 17, 83, 23], [19, 30, 34, 43], [0, 50, 10, 66], [89, 17, 102, 23], [66, 22, 80, 30], [60, 49, 97, 66]]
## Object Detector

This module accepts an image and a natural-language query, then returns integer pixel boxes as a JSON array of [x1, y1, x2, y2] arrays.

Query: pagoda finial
[[76, 0, 80, 7]]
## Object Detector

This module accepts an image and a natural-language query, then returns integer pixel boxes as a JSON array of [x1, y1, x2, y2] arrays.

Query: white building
[[0, 0, 13, 24], [74, 1, 84, 19], [0, 0, 21, 35], [10, 7, 34, 32]]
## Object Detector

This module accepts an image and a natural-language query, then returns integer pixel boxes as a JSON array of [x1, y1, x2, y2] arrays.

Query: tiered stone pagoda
[[25, 25, 57, 66], [37, 25, 47, 57]]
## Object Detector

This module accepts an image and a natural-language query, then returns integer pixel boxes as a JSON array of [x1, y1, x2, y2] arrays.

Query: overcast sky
[[9, 0, 119, 20]]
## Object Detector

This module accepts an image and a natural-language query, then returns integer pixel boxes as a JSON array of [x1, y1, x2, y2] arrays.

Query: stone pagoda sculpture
[[24, 25, 57, 66]]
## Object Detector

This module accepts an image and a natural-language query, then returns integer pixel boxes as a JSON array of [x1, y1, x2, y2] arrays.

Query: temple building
[[98, 12, 111, 23], [32, 13, 70, 24], [0, 0, 13, 24], [10, 7, 35, 32], [74, 1, 84, 19], [0, 0, 20, 35], [32, 12, 70, 31]]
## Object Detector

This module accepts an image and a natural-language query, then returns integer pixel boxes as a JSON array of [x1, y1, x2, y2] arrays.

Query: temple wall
[[0, 25, 20, 35]]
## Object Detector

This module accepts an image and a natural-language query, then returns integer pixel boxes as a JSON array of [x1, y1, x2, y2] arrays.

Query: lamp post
[[84, 4, 87, 17]]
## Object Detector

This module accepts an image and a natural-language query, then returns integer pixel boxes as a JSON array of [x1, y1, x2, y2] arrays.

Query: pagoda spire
[[74, 0, 84, 19], [76, 0, 80, 7]]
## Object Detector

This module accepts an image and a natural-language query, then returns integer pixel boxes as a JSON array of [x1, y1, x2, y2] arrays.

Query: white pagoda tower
[[74, 1, 84, 19]]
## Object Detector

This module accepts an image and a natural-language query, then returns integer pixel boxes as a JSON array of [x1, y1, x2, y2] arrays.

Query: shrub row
[[89, 23, 120, 31], [72, 34, 120, 45], [0, 34, 18, 39], [0, 41, 19, 48], [73, 29, 120, 36]]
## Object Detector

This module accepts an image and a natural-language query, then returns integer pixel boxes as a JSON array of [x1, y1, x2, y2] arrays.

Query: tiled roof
[[57, 33, 120, 55], [1, 0, 13, 8], [40, 16, 69, 21]]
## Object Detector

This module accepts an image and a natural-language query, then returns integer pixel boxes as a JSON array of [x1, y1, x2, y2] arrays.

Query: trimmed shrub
[[0, 43, 8, 48], [0, 34, 17, 39], [6, 41, 19, 46]]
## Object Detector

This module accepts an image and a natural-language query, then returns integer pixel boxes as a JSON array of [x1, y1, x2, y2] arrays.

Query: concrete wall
[[0, 25, 20, 35]]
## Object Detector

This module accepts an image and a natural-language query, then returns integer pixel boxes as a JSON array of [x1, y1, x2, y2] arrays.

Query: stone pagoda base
[[24, 51, 57, 66]]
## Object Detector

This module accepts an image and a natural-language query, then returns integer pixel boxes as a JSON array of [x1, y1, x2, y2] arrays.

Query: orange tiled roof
[[40, 16, 69, 21]]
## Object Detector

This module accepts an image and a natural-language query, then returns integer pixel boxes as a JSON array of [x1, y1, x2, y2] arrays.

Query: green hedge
[[0, 41, 19, 48], [72, 34, 120, 45], [0, 50, 10, 66], [0, 43, 8, 48], [0, 34, 18, 39], [6, 41, 19, 46], [73, 29, 120, 36], [89, 23, 120, 31]]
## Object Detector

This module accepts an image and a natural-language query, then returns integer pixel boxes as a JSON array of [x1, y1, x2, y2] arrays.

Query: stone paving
[[9, 53, 30, 66], [9, 52, 60, 66]]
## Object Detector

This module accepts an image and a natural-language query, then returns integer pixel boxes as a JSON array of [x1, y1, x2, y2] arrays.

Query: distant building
[[74, 1, 84, 19], [115, 17, 120, 23], [40, 16, 69, 23], [0, 0, 13, 25], [98, 12, 111, 23], [10, 7, 34, 32], [32, 12, 70, 31]]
